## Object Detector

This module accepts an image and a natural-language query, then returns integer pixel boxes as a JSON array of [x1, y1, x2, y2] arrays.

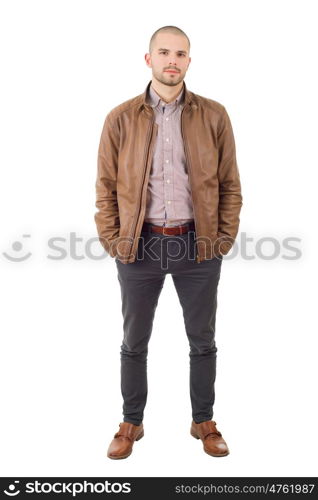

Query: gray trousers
[[115, 225, 223, 425]]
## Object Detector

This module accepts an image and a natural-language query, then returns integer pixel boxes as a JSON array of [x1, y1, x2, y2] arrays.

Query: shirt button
[[167, 179, 170, 184], [165, 159, 169, 163], [166, 138, 169, 142], [167, 200, 171, 204], [166, 117, 169, 121]]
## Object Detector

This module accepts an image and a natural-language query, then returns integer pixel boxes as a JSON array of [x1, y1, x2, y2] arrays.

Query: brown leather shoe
[[191, 420, 230, 457], [107, 422, 144, 460]]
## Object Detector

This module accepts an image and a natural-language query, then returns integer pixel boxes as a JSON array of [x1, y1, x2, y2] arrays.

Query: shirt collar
[[147, 82, 185, 108]]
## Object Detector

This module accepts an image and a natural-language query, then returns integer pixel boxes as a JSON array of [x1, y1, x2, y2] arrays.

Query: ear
[[144, 53, 152, 68]]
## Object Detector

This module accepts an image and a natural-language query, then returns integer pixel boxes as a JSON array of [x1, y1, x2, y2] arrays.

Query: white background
[[1, 0, 317, 477]]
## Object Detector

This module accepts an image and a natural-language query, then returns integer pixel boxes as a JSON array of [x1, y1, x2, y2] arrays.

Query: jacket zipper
[[128, 113, 156, 259], [181, 106, 202, 263]]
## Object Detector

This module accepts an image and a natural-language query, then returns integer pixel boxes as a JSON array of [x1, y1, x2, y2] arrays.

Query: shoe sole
[[191, 430, 230, 457], [107, 431, 144, 460]]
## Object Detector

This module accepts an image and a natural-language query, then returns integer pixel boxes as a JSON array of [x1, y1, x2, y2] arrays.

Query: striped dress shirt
[[144, 83, 194, 227]]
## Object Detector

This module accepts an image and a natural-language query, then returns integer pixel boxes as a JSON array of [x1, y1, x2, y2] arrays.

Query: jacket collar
[[147, 81, 185, 108], [138, 79, 195, 111]]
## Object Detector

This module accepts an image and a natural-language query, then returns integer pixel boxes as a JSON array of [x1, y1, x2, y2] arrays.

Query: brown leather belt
[[142, 220, 195, 236]]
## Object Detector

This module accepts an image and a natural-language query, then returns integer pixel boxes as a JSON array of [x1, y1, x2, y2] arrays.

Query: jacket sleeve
[[94, 112, 120, 258], [216, 106, 243, 254]]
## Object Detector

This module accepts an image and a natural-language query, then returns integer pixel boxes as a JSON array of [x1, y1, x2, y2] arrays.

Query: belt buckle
[[162, 226, 170, 236]]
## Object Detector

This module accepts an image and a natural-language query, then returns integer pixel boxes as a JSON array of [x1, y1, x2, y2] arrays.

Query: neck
[[150, 78, 184, 104]]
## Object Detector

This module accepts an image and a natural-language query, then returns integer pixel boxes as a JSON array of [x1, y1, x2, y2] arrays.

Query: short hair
[[149, 25, 190, 54]]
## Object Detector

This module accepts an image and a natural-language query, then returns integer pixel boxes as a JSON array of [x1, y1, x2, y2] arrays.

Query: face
[[145, 32, 191, 87]]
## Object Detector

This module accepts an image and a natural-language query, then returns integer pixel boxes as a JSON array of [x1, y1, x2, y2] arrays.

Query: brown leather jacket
[[95, 80, 243, 264]]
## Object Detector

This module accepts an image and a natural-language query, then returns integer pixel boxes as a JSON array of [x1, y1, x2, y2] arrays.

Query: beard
[[152, 68, 184, 87]]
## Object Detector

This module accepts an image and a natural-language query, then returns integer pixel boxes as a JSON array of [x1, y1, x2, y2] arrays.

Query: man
[[95, 26, 242, 459]]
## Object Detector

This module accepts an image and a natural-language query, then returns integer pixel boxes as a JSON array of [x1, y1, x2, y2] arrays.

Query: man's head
[[145, 26, 191, 87]]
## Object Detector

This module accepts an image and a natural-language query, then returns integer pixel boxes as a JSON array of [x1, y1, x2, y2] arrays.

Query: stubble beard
[[153, 69, 184, 87]]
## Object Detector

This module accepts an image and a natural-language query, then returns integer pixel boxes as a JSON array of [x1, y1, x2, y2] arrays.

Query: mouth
[[164, 69, 179, 74]]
